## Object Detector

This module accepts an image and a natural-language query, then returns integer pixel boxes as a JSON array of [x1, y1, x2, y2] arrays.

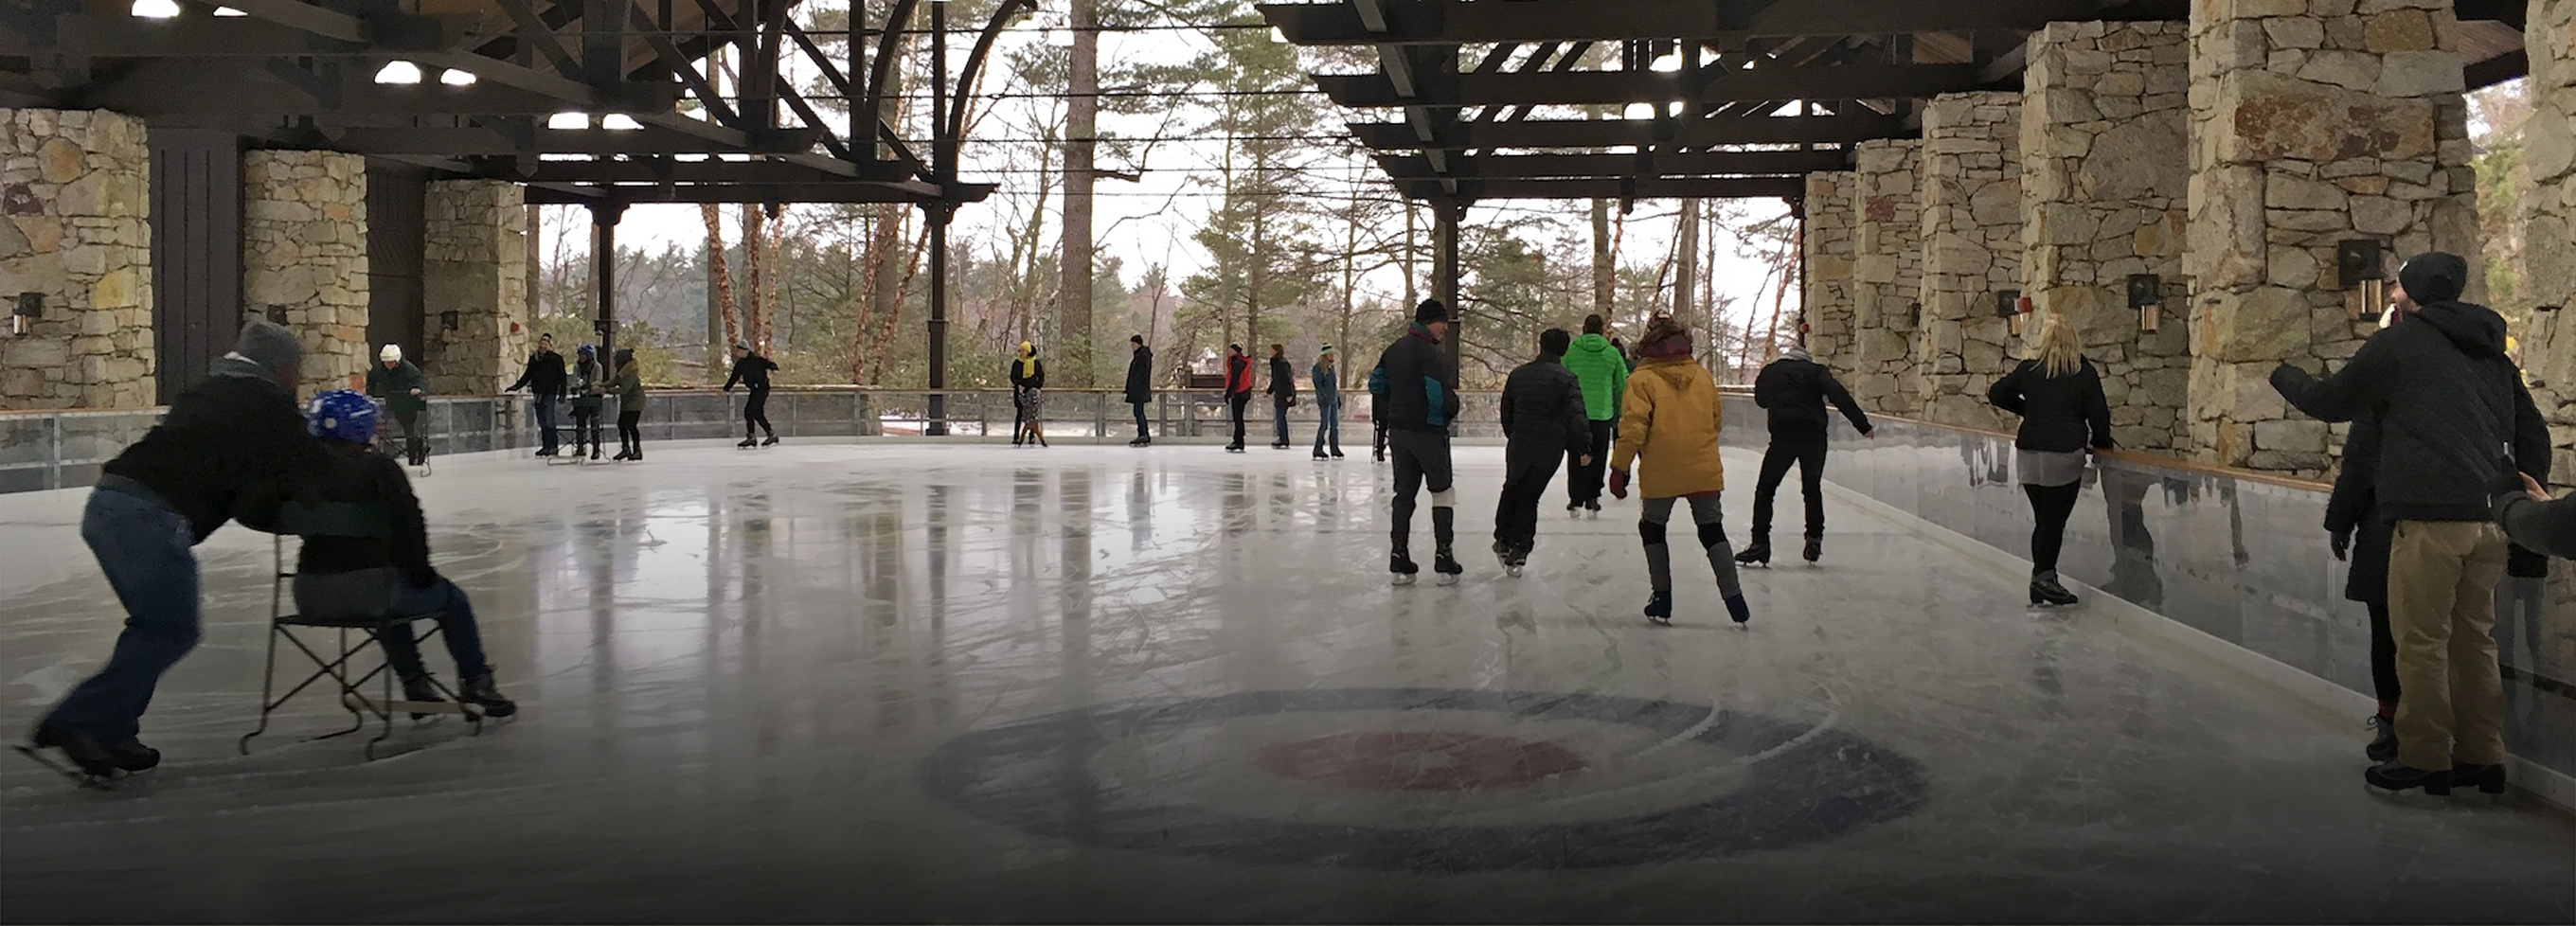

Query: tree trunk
[[740, 205, 765, 351], [1058, 0, 1098, 387], [1590, 198, 1613, 317], [702, 204, 740, 357], [1674, 198, 1699, 336]]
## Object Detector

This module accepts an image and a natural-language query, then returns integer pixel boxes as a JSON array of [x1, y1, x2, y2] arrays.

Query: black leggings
[[2367, 598, 2400, 710], [2022, 482, 2082, 575], [617, 410, 642, 452], [742, 387, 771, 437]]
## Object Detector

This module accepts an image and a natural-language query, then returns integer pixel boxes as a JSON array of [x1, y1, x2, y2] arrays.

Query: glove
[[2329, 529, 2350, 561], [1608, 469, 1630, 500]]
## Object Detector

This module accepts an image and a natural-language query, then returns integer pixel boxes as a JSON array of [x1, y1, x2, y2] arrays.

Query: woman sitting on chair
[[293, 391, 516, 717]]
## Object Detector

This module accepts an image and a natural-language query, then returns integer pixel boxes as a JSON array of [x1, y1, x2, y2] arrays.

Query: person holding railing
[[1986, 315, 2113, 609], [366, 343, 430, 467], [569, 345, 605, 461], [505, 333, 567, 457]]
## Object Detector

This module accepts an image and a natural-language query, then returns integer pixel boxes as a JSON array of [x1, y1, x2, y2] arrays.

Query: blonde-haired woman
[[1988, 315, 2113, 606]]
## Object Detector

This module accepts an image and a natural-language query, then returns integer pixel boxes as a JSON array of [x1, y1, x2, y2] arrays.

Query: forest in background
[[522, 2, 2540, 391]]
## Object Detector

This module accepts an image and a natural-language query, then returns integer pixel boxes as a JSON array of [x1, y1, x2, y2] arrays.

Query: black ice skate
[[2449, 763, 2507, 797], [1389, 551, 1421, 586], [2365, 762, 2451, 795], [1567, 500, 1583, 519], [1644, 590, 1673, 625], [1724, 594, 1751, 625], [761, 435, 778, 447], [1330, 450, 1343, 458], [739, 437, 759, 448], [21, 721, 154, 786], [399, 673, 449, 720], [1583, 499, 1601, 518], [2029, 572, 2080, 607], [457, 672, 518, 719], [1802, 536, 1822, 563], [1433, 551, 1462, 586], [1314, 450, 1330, 460], [2366, 715, 2398, 763], [1734, 543, 1771, 566]]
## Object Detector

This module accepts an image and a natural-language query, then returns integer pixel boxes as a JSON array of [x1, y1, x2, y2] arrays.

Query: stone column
[[1914, 91, 2021, 433], [242, 151, 368, 399], [2022, 22, 2193, 452], [2184, 0, 2480, 472], [2524, 0, 2575, 492], [423, 179, 530, 396], [1802, 170, 1858, 381], [1850, 138, 1923, 415], [0, 109, 152, 410]]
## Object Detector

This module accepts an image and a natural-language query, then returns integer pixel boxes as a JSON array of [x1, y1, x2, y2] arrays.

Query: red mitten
[[1608, 469, 1630, 500]]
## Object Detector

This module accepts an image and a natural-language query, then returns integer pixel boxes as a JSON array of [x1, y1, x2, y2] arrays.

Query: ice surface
[[1, 441, 2570, 922]]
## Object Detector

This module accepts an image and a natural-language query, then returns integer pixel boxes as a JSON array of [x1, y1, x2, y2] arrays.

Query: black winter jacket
[[1369, 325, 1457, 433], [294, 442, 439, 588], [1009, 356, 1046, 391], [2325, 415, 2394, 603], [1753, 356, 1872, 437], [1268, 357, 1297, 400], [508, 349, 568, 396], [724, 352, 778, 391], [100, 363, 330, 543], [2271, 300, 2550, 523], [1988, 358, 2113, 453], [1124, 347, 1154, 404], [1499, 355, 1590, 453]]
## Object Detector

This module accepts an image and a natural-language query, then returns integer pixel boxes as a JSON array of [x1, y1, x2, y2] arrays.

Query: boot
[[2366, 714, 2398, 763], [2365, 762, 2452, 795], [1389, 550, 1420, 586], [2450, 763, 2507, 796], [2030, 571, 2080, 607], [1643, 590, 1673, 625], [456, 672, 518, 719], [30, 721, 152, 775], [1802, 535, 1822, 563], [1724, 594, 1751, 625], [400, 673, 448, 720], [1734, 542, 1771, 566], [1433, 550, 1462, 585], [590, 439, 603, 461], [739, 436, 759, 449], [761, 434, 778, 447]]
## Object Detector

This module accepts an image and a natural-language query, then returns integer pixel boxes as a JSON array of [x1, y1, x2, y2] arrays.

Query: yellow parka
[[1609, 356, 1726, 498]]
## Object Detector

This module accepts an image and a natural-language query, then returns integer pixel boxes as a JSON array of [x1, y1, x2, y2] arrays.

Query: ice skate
[[1583, 499, 1601, 518], [1734, 543, 1771, 567], [2029, 572, 2080, 607], [1567, 501, 1583, 519], [2366, 715, 2398, 763], [1314, 450, 1330, 460], [2449, 763, 2507, 797], [22, 721, 153, 785], [1724, 594, 1751, 625], [1493, 540, 1515, 572], [2365, 762, 2451, 796], [1802, 536, 1823, 563], [1644, 590, 1673, 625], [761, 435, 778, 447], [738, 437, 758, 449], [1329, 450, 1343, 458], [1433, 551, 1462, 585], [399, 674, 449, 720], [1389, 551, 1420, 586], [457, 672, 518, 719]]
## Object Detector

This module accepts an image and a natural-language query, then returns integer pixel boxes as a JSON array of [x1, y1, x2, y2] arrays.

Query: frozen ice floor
[[2, 442, 2571, 923]]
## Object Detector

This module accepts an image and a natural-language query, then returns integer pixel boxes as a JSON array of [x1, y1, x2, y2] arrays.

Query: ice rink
[[2, 442, 2570, 922]]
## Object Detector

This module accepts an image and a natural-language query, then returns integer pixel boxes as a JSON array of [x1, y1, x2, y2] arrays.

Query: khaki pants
[[2386, 520, 2510, 771]]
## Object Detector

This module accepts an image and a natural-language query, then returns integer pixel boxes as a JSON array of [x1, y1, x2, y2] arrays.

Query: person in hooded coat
[[1607, 316, 1750, 626], [1561, 314, 1630, 515], [2270, 251, 2552, 796]]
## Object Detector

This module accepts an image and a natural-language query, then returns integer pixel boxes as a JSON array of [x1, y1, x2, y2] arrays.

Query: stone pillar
[[1850, 138, 1923, 416], [423, 179, 529, 396], [2022, 22, 2193, 452], [2524, 0, 2575, 492], [1914, 91, 2021, 433], [2184, 0, 2480, 472], [242, 151, 368, 399], [0, 109, 152, 410], [1802, 170, 1858, 381]]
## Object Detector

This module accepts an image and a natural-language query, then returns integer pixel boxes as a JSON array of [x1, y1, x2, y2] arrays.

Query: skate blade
[[11, 744, 118, 788], [1390, 574, 1417, 586], [1436, 574, 1460, 586]]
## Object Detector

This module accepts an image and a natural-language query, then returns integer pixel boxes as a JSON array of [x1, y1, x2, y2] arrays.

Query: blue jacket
[[1311, 361, 1340, 409], [1369, 325, 1455, 432]]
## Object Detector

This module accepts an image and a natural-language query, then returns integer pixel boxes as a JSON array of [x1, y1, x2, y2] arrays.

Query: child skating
[[1607, 316, 1751, 626]]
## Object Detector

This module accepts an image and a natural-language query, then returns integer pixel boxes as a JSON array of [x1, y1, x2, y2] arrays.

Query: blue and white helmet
[[306, 389, 379, 444]]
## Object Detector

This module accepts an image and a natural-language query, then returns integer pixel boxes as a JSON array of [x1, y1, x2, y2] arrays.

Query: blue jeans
[[531, 394, 560, 452], [382, 579, 491, 682], [46, 487, 200, 743], [1273, 397, 1293, 445], [1314, 401, 1341, 454]]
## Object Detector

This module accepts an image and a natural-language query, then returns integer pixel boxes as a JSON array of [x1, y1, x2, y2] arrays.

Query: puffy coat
[[1562, 333, 1628, 421], [366, 360, 429, 416], [1123, 347, 1154, 404], [1500, 355, 1589, 452], [2271, 300, 2551, 523], [1268, 356, 1297, 399], [1310, 360, 1340, 409], [1988, 358, 2113, 453], [1369, 325, 1456, 432], [724, 352, 778, 391], [611, 360, 644, 407], [1754, 356, 1871, 436], [1609, 356, 1726, 498], [1224, 354, 1254, 397]]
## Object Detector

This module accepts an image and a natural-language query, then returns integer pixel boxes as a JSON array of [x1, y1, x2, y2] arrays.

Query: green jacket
[[610, 363, 644, 407], [1562, 333, 1628, 421], [365, 361, 429, 415]]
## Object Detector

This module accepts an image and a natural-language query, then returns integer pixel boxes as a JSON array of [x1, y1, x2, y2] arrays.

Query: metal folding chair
[[239, 502, 482, 760]]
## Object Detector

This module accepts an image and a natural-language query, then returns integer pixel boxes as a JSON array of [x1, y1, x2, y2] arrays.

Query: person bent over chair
[[295, 390, 516, 717]]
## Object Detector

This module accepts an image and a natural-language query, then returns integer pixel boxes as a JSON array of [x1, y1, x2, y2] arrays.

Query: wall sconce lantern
[[1997, 289, 2027, 336], [2335, 239, 2386, 324], [2129, 274, 2163, 332], [1907, 301, 1923, 328], [11, 292, 38, 336], [440, 310, 461, 331], [591, 318, 614, 337]]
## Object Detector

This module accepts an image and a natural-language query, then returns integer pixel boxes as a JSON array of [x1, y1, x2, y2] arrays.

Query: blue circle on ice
[[918, 686, 1928, 871]]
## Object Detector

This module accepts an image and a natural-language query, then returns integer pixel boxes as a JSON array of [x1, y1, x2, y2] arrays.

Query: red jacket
[[1225, 354, 1254, 396]]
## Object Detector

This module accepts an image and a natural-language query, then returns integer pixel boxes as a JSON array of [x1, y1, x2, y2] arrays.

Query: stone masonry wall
[[1915, 92, 2021, 434], [1803, 170, 1858, 380], [1850, 139, 1923, 416], [2022, 22, 2194, 452], [0, 109, 152, 410], [2523, 0, 2575, 493], [2185, 0, 2482, 474], [242, 151, 367, 399], [423, 179, 529, 396]]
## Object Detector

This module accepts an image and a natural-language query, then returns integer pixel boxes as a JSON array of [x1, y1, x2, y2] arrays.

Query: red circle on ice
[[1253, 731, 1587, 792]]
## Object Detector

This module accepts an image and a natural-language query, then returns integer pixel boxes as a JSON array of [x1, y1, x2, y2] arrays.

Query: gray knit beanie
[[231, 318, 302, 373]]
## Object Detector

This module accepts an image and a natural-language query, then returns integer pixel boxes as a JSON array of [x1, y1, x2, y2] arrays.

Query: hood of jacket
[[1568, 333, 1617, 357], [2411, 301, 2508, 358]]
